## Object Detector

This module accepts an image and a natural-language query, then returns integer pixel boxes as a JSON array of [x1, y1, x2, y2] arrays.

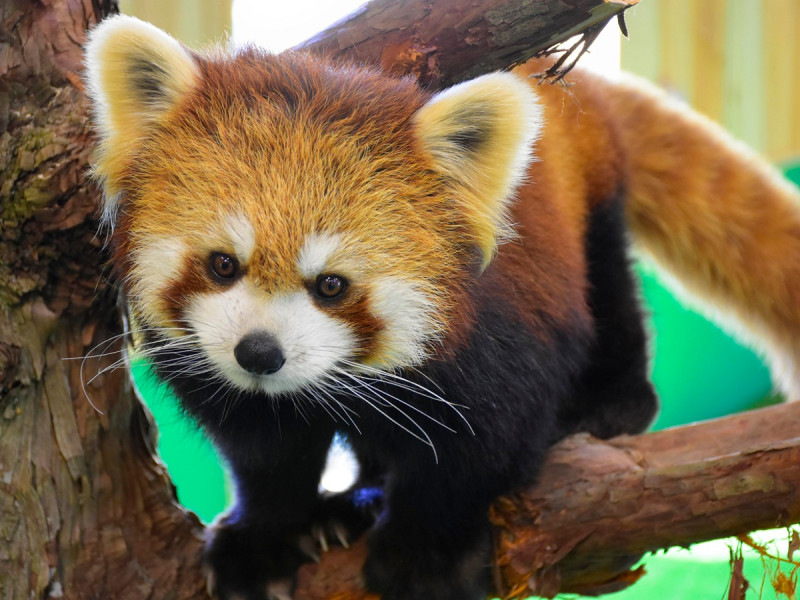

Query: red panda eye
[[315, 274, 347, 299], [210, 252, 238, 280]]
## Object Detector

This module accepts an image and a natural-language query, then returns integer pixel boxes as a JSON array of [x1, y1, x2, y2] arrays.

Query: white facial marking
[[225, 213, 257, 263], [128, 236, 187, 327], [368, 276, 438, 368], [186, 281, 357, 394], [297, 233, 342, 278]]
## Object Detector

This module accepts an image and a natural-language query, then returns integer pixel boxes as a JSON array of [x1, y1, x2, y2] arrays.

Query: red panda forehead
[[124, 116, 459, 272], [121, 54, 463, 264], [122, 52, 435, 210], [187, 50, 429, 140], [117, 51, 473, 300], [124, 49, 446, 213]]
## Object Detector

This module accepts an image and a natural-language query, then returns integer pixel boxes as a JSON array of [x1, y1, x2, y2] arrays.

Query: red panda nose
[[234, 332, 286, 375]]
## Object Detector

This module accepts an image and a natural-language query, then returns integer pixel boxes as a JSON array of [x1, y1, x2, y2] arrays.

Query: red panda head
[[85, 16, 542, 395]]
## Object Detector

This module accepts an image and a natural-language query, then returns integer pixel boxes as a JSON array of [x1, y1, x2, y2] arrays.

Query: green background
[[131, 163, 800, 598]]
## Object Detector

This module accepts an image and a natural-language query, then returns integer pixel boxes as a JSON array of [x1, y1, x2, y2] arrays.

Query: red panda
[[84, 14, 800, 600]]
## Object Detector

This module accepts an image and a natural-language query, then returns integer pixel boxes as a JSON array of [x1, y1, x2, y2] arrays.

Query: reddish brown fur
[[506, 59, 800, 395], [312, 290, 384, 359], [105, 46, 800, 393], [470, 61, 628, 340], [112, 50, 485, 360], [162, 254, 229, 325]]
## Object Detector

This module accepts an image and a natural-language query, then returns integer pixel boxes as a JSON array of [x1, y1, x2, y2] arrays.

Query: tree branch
[[492, 401, 800, 597], [289, 401, 800, 599], [296, 0, 638, 87]]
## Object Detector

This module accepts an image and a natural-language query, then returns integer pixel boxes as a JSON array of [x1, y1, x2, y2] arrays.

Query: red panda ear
[[412, 72, 542, 268], [84, 15, 199, 225]]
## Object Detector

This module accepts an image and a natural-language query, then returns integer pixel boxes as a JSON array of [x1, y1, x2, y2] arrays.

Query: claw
[[332, 522, 350, 549], [204, 568, 216, 597], [266, 578, 293, 600], [313, 524, 329, 552], [297, 534, 321, 563]]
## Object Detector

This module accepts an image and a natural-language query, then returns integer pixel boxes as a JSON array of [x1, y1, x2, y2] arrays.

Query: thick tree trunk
[[0, 2, 205, 598], [1, 1, 798, 599]]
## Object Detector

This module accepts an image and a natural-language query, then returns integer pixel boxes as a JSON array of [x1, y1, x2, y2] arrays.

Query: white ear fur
[[84, 15, 199, 226], [85, 15, 198, 142], [413, 72, 543, 265]]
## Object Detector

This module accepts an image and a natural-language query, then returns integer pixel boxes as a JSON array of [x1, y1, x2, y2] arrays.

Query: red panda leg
[[203, 416, 335, 600], [559, 199, 658, 438], [362, 468, 494, 600]]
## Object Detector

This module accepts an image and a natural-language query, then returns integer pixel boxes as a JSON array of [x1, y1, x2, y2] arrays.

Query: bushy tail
[[604, 73, 800, 399]]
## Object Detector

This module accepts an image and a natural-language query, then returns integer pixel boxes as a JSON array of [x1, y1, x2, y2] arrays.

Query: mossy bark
[[0, 2, 205, 598]]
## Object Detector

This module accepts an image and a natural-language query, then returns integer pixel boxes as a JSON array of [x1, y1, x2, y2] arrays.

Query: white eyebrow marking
[[225, 213, 257, 263], [297, 232, 342, 278]]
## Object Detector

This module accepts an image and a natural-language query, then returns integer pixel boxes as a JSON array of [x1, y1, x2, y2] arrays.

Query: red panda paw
[[310, 487, 383, 551], [363, 521, 491, 600], [204, 517, 315, 600]]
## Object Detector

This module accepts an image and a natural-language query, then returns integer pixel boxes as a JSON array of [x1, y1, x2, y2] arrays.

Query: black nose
[[234, 332, 285, 375]]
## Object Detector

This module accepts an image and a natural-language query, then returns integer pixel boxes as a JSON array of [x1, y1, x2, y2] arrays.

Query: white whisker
[[339, 360, 474, 436], [332, 370, 438, 463], [336, 368, 456, 434]]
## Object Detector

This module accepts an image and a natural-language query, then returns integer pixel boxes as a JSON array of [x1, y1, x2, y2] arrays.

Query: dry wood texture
[[492, 401, 800, 597], [0, 1, 206, 598], [298, 0, 637, 87], [1, 0, 798, 599]]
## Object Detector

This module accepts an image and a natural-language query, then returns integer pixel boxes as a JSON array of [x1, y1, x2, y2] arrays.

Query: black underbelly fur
[[148, 198, 657, 600]]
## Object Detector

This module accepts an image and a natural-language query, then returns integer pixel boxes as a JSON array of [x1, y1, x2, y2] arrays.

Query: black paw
[[363, 522, 491, 600], [204, 517, 315, 600]]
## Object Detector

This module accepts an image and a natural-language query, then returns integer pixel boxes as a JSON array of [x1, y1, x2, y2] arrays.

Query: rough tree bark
[[0, 1, 206, 598], [296, 0, 638, 87], [1, 0, 797, 599]]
